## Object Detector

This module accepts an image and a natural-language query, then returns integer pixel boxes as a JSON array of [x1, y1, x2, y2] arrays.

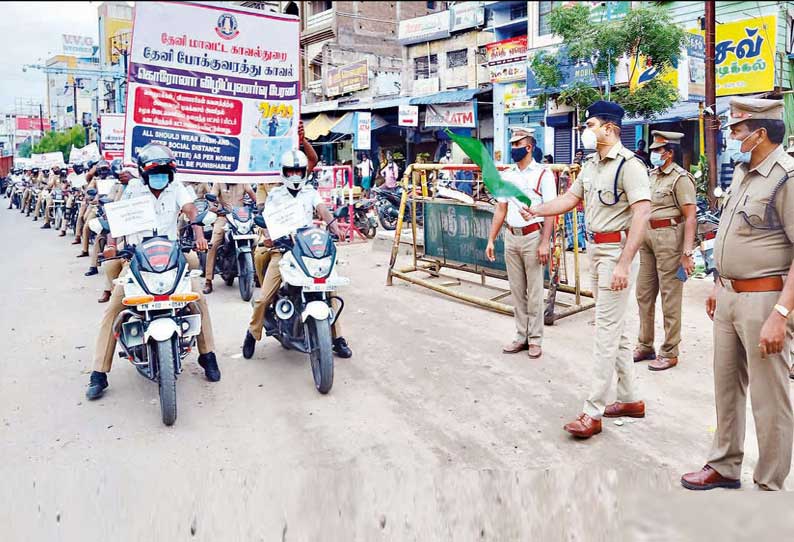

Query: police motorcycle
[[183, 195, 218, 273], [49, 169, 69, 230], [204, 192, 257, 301], [254, 156, 349, 394]]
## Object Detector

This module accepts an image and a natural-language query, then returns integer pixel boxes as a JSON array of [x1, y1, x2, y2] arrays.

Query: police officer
[[96, 166, 136, 303], [633, 131, 697, 371], [202, 181, 257, 294], [34, 164, 61, 227], [22, 167, 43, 216], [486, 127, 556, 358], [525, 100, 651, 438], [77, 160, 111, 261], [682, 98, 794, 491]]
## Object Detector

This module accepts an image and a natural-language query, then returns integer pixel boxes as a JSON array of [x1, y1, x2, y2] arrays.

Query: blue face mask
[[650, 151, 666, 168], [726, 131, 759, 164], [148, 173, 169, 189], [511, 146, 529, 163]]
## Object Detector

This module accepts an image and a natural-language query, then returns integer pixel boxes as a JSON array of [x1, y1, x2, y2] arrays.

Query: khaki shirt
[[256, 182, 280, 206], [649, 163, 697, 220], [569, 143, 651, 232], [212, 182, 248, 208], [110, 182, 128, 202], [715, 145, 794, 279], [190, 182, 211, 199]]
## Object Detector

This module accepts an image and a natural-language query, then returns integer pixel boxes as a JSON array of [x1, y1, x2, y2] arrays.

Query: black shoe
[[197, 352, 221, 382], [40, 223, 51, 229], [333, 337, 352, 358], [85, 371, 108, 400], [32, 216, 37, 222], [242, 330, 256, 359], [85, 267, 98, 276]]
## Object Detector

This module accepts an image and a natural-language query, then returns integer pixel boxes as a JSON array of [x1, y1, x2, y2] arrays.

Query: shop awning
[[304, 113, 340, 141], [623, 96, 732, 126], [330, 112, 390, 134], [409, 87, 489, 105]]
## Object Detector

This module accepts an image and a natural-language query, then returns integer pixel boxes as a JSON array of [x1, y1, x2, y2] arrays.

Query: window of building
[[414, 54, 438, 80], [538, 1, 559, 36], [427, 1, 436, 10], [447, 49, 468, 69], [310, 0, 332, 15], [510, 3, 527, 21]]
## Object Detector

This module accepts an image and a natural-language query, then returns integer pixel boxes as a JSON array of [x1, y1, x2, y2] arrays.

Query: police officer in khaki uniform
[[525, 100, 651, 439], [682, 98, 794, 491], [486, 127, 556, 358], [35, 164, 61, 228], [633, 131, 697, 371], [22, 168, 43, 216], [202, 181, 257, 294]]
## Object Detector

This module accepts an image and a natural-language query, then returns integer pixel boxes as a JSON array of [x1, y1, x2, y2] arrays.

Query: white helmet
[[280, 149, 308, 190]]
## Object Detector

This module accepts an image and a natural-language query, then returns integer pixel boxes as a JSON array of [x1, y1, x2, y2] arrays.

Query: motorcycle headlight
[[301, 256, 333, 278], [235, 220, 252, 234], [139, 269, 179, 295]]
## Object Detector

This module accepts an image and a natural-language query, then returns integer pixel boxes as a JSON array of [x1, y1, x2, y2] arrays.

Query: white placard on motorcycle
[[69, 173, 87, 189], [104, 197, 157, 238], [96, 177, 116, 196], [264, 198, 308, 240]]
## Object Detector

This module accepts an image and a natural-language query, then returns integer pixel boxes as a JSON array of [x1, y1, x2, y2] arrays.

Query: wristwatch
[[683, 249, 694, 257], [774, 304, 790, 319]]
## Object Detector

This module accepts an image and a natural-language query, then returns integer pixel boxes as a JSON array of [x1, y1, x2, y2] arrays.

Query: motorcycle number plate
[[139, 301, 184, 311], [232, 234, 257, 240], [303, 282, 336, 292]]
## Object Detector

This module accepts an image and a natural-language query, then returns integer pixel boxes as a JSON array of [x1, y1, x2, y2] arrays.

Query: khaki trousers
[[82, 206, 97, 252], [254, 244, 273, 286], [60, 195, 75, 233], [75, 200, 89, 237], [35, 189, 51, 223], [93, 252, 216, 373], [22, 188, 33, 213], [90, 234, 105, 267], [204, 217, 227, 281], [504, 230, 544, 345], [707, 284, 793, 490], [636, 223, 685, 357], [583, 243, 640, 418], [102, 258, 124, 291], [248, 252, 342, 341]]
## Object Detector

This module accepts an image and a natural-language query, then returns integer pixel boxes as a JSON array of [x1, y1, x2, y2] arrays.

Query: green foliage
[[612, 78, 679, 120], [31, 126, 85, 158], [17, 140, 32, 158], [557, 83, 602, 120], [531, 3, 688, 118]]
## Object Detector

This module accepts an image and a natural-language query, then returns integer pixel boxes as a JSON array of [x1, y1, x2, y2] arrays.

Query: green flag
[[445, 129, 532, 206]]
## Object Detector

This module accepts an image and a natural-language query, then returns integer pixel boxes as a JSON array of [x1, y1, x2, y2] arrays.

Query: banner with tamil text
[[123, 2, 300, 183]]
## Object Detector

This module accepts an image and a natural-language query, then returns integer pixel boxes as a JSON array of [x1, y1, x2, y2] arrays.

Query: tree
[[17, 139, 32, 158], [31, 126, 85, 159], [529, 4, 687, 120]]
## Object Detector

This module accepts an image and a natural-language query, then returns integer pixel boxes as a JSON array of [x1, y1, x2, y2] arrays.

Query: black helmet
[[95, 160, 111, 179], [72, 163, 84, 175], [86, 159, 98, 170], [136, 143, 176, 186], [110, 158, 123, 179], [31, 167, 40, 175], [42, 168, 50, 176]]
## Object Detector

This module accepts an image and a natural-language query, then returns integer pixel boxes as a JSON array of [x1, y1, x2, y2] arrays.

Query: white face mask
[[284, 174, 304, 191], [581, 129, 598, 150]]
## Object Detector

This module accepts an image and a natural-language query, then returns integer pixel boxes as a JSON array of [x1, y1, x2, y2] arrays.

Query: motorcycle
[[372, 186, 423, 231], [87, 194, 114, 255], [332, 198, 378, 238], [206, 193, 257, 302], [105, 236, 204, 426], [253, 215, 348, 394], [184, 197, 218, 274], [8, 180, 26, 210], [50, 188, 66, 230]]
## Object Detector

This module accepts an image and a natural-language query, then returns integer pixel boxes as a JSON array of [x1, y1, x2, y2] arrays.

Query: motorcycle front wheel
[[378, 206, 398, 231], [154, 338, 179, 426], [306, 317, 334, 394], [54, 207, 64, 230], [238, 252, 254, 302]]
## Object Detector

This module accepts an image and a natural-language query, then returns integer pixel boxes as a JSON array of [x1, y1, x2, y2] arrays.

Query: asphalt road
[[1, 203, 792, 541]]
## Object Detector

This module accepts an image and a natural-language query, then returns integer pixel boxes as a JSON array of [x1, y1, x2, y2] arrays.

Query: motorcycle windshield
[[134, 237, 180, 273], [295, 227, 333, 258], [232, 206, 251, 223]]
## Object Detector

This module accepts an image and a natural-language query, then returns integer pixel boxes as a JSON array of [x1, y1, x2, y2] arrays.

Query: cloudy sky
[[0, 2, 99, 114]]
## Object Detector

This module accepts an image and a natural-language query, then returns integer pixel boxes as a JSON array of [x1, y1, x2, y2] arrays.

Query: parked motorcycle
[[50, 188, 66, 230], [253, 215, 348, 394], [372, 186, 423, 231], [332, 198, 378, 238], [104, 236, 204, 426], [206, 193, 257, 302]]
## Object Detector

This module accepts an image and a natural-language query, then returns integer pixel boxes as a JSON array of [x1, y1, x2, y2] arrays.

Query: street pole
[[38, 103, 44, 142], [72, 82, 78, 126], [704, 1, 718, 207]]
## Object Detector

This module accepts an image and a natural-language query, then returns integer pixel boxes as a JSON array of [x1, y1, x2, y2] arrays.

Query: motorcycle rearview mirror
[[205, 193, 218, 202], [254, 214, 267, 228], [86, 188, 97, 198]]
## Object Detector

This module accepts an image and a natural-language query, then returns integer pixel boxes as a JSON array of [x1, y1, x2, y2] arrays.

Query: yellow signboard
[[629, 55, 678, 92]]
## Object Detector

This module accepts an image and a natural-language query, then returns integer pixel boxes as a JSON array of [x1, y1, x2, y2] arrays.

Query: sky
[[0, 2, 99, 114]]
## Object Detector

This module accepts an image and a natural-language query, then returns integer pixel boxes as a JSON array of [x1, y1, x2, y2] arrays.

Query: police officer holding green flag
[[523, 100, 651, 439]]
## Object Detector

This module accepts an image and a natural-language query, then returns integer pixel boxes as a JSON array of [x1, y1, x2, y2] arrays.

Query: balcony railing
[[306, 9, 334, 30]]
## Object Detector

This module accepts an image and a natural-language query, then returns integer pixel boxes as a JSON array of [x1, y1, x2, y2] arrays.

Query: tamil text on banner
[[354, 112, 371, 150], [123, 2, 300, 183], [486, 36, 527, 83], [398, 105, 419, 127], [325, 59, 369, 97], [504, 81, 535, 112], [424, 103, 476, 128], [104, 197, 157, 238], [69, 143, 101, 164], [100, 113, 125, 158], [31, 152, 65, 167]]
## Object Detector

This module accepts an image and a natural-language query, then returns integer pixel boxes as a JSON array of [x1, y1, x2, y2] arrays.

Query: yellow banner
[[629, 56, 678, 92]]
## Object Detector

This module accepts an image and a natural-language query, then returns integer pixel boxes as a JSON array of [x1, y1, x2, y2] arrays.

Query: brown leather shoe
[[527, 344, 542, 359], [502, 341, 528, 354], [603, 400, 645, 418], [97, 290, 111, 303], [58, 231, 66, 237], [71, 237, 81, 245], [681, 465, 741, 490], [76, 251, 89, 258], [202, 281, 213, 295], [633, 348, 656, 362], [649, 356, 678, 371], [563, 413, 602, 438]]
